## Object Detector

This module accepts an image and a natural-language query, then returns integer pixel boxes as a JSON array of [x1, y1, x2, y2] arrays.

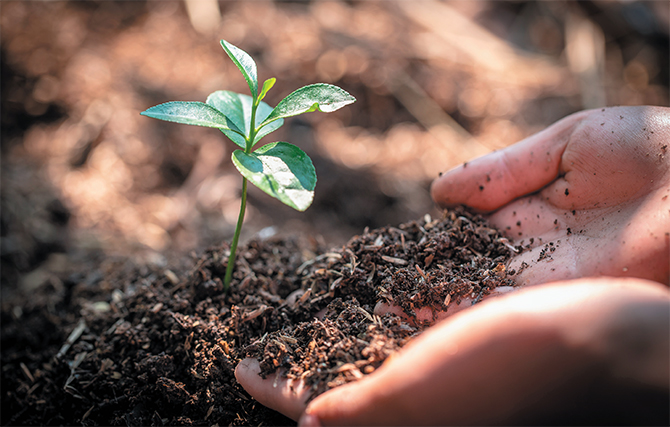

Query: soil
[[1, 207, 520, 426], [2, 2, 666, 425]]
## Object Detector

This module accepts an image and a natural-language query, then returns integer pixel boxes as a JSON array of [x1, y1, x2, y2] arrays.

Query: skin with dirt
[[1, 1, 666, 425], [2, 207, 519, 425]]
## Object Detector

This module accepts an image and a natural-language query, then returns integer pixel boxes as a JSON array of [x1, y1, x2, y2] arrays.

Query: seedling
[[141, 40, 355, 290]]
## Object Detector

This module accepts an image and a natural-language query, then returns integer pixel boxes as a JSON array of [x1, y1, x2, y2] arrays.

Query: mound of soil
[[2, 207, 520, 426]]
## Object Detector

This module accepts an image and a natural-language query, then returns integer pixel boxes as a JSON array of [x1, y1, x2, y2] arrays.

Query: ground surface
[[2, 207, 520, 425], [2, 1, 667, 425]]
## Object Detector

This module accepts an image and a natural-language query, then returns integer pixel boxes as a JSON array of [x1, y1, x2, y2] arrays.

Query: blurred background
[[2, 0, 668, 289]]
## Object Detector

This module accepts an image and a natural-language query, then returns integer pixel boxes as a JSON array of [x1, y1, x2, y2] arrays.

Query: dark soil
[[4, 2, 664, 425], [1, 207, 520, 426]]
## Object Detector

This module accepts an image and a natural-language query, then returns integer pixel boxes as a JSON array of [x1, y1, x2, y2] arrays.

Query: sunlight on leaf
[[259, 77, 276, 102], [232, 142, 316, 211], [141, 101, 242, 134], [260, 84, 355, 127], [221, 40, 258, 99]]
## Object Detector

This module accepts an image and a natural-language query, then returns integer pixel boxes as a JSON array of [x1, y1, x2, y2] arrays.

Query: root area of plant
[[2, 208, 520, 426]]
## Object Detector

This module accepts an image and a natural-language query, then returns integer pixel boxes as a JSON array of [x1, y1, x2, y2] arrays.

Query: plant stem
[[247, 101, 259, 152], [224, 177, 248, 289], [224, 96, 258, 290]]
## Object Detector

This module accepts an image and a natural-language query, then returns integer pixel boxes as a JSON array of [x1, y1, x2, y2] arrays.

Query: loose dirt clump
[[2, 207, 520, 426]]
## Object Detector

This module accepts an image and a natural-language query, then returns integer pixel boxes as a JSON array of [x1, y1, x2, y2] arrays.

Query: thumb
[[302, 374, 380, 426], [431, 110, 588, 211], [235, 358, 311, 421]]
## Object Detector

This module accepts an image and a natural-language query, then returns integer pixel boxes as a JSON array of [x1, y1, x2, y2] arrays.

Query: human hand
[[378, 106, 670, 324], [237, 278, 669, 425], [432, 106, 670, 286], [235, 107, 670, 424]]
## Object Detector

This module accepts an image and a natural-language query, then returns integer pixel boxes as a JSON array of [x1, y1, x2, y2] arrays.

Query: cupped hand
[[235, 106, 670, 424], [432, 106, 670, 286], [237, 278, 669, 425]]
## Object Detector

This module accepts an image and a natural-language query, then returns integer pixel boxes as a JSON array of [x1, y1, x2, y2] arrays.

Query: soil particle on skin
[[2, 207, 520, 425], [536, 242, 557, 262]]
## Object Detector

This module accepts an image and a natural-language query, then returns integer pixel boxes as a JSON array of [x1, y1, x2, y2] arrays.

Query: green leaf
[[260, 83, 355, 127], [207, 91, 284, 149], [258, 77, 276, 102], [220, 40, 258, 99], [232, 142, 316, 211], [141, 101, 243, 134]]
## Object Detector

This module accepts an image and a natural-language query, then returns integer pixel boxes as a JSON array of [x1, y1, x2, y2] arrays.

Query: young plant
[[141, 40, 355, 290]]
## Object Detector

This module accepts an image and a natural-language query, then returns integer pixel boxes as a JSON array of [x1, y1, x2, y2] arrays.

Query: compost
[[2, 207, 519, 426]]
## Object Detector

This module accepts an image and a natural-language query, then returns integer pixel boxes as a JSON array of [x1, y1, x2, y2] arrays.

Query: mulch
[[1, 207, 520, 426]]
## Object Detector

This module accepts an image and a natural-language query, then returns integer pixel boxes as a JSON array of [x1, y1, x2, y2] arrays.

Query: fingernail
[[298, 412, 321, 427]]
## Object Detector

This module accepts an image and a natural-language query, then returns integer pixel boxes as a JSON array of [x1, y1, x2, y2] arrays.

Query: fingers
[[235, 358, 311, 421], [236, 286, 517, 422], [542, 106, 670, 210], [373, 286, 516, 325], [305, 278, 670, 426], [431, 106, 670, 212], [431, 111, 587, 211], [373, 301, 456, 324]]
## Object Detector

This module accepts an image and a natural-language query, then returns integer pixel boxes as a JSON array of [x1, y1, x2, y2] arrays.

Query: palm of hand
[[432, 106, 670, 286]]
